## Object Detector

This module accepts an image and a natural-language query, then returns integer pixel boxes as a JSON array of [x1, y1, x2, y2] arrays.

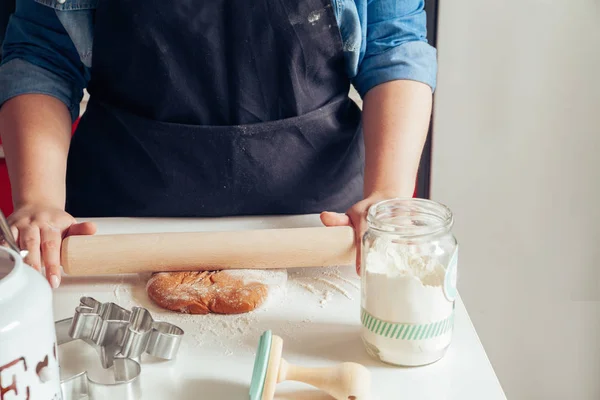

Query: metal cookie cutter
[[56, 297, 184, 400]]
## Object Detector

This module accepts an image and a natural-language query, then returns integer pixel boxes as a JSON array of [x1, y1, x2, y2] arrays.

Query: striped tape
[[361, 308, 455, 340]]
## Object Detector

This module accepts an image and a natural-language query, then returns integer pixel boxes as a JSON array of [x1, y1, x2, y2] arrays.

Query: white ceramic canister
[[0, 246, 62, 399]]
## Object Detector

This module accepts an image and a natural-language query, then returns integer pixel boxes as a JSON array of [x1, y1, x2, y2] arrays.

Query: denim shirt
[[0, 0, 437, 121]]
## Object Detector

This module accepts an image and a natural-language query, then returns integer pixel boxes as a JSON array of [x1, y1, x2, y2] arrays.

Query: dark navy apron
[[65, 0, 364, 217]]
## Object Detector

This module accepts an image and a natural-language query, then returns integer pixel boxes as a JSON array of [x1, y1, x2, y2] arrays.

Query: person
[[0, 0, 437, 289], [0, 0, 15, 60]]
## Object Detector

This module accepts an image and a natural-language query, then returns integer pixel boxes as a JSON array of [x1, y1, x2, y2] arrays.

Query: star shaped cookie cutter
[[56, 297, 184, 399]]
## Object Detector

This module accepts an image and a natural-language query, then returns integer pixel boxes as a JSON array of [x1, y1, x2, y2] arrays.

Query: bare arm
[[0, 95, 95, 287], [321, 80, 433, 272], [0, 94, 71, 208], [362, 80, 432, 198]]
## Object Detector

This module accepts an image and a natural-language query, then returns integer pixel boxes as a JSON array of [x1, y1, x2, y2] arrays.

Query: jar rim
[[366, 198, 454, 238]]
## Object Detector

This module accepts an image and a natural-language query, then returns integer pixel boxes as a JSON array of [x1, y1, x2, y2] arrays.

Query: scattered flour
[[288, 267, 360, 306], [313, 277, 352, 299], [294, 281, 318, 294], [327, 272, 360, 290], [319, 291, 333, 307], [104, 267, 358, 356], [112, 275, 127, 305], [105, 270, 295, 355]]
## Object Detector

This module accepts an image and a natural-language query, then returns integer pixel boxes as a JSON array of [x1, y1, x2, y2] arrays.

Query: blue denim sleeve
[[0, 0, 88, 121], [353, 0, 438, 97]]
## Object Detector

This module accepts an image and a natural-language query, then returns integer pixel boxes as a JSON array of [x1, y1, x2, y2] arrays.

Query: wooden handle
[[60, 226, 355, 275], [278, 360, 371, 400], [261, 334, 371, 400]]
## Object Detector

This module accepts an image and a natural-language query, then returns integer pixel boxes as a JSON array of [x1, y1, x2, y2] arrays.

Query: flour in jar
[[361, 238, 455, 366]]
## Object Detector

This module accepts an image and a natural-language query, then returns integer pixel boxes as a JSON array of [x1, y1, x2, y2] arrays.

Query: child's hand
[[8, 205, 96, 288], [320, 192, 398, 275]]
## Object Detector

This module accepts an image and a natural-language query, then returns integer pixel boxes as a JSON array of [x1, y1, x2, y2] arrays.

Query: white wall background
[[431, 1, 600, 398]]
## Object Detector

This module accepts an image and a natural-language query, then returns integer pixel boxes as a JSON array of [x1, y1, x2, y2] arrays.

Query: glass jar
[[360, 198, 458, 367]]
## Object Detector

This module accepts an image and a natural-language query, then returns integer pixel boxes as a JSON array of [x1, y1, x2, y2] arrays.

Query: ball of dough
[[147, 270, 270, 314]]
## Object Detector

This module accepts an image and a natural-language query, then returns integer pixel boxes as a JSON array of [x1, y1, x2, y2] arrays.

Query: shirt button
[[56, 0, 66, 4]]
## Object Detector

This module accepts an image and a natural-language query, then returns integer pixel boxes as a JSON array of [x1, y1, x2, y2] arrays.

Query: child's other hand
[[8, 205, 96, 288], [320, 192, 401, 275]]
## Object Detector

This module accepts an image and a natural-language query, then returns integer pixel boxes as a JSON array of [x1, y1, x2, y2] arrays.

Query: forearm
[[362, 80, 433, 198], [0, 94, 72, 208]]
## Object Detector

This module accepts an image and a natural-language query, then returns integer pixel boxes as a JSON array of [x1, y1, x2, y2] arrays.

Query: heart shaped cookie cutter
[[56, 297, 184, 399]]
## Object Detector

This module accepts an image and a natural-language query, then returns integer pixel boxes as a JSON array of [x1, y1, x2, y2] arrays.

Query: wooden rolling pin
[[60, 226, 356, 275]]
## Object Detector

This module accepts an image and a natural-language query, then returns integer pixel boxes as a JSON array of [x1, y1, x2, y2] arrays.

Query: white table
[[53, 216, 506, 400]]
